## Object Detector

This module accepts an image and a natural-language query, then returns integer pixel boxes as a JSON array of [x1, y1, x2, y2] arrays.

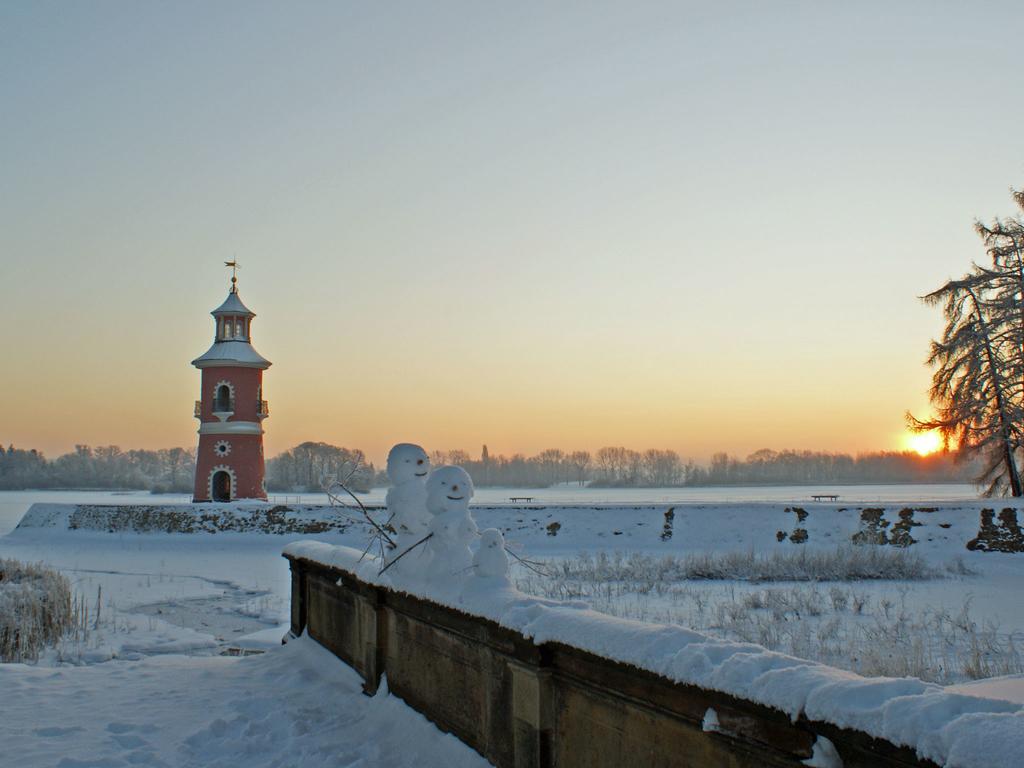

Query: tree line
[[0, 441, 378, 494], [265, 442, 375, 492], [425, 446, 971, 488], [0, 444, 195, 492], [1, 441, 972, 493], [911, 187, 1024, 496]]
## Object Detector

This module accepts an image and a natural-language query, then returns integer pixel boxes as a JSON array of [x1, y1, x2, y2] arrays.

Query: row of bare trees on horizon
[[0, 441, 972, 493], [263, 442, 974, 491], [417, 445, 971, 489]]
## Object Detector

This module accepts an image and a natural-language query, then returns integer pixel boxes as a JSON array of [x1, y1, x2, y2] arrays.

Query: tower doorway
[[211, 470, 232, 502]]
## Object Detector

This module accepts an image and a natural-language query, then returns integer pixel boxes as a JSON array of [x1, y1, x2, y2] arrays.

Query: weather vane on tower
[[224, 259, 240, 292]]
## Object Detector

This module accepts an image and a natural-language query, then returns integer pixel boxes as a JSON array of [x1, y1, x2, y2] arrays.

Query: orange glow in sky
[[1, 4, 1020, 466]]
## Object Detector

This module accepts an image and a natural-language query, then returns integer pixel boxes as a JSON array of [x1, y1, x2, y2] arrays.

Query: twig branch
[[378, 533, 433, 576], [357, 533, 379, 564], [504, 547, 550, 577], [325, 480, 396, 549]]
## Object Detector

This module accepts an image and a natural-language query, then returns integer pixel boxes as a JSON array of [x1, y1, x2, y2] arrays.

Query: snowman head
[[480, 528, 504, 551], [425, 465, 474, 515], [386, 443, 431, 485]]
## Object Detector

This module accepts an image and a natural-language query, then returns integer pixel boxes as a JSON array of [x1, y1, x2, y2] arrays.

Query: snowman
[[423, 466, 478, 584], [385, 443, 432, 541], [473, 528, 509, 581]]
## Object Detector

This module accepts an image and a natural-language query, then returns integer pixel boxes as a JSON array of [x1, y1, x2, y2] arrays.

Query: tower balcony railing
[[195, 400, 237, 418], [195, 400, 263, 419]]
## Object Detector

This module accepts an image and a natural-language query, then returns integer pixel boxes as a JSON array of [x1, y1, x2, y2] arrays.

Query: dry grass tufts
[[0, 559, 75, 662], [535, 546, 943, 588], [514, 548, 1015, 683]]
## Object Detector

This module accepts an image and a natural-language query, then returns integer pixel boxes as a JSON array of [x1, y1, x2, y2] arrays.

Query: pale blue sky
[[2, 2, 1022, 463]]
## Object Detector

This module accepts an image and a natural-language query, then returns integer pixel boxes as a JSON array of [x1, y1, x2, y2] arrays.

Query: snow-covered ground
[[0, 520, 489, 767], [0, 634, 487, 768], [481, 503, 1024, 684], [1, 497, 1022, 767]]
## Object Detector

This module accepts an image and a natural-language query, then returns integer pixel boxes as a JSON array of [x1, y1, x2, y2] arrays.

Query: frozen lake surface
[[0, 483, 979, 536]]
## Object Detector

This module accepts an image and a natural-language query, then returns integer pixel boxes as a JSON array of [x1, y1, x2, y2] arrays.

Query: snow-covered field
[[0, 519, 489, 767], [1, 496, 1022, 767], [495, 503, 1024, 685], [1, 634, 487, 768]]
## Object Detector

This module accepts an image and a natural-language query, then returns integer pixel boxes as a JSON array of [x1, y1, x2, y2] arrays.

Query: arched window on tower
[[214, 384, 232, 413]]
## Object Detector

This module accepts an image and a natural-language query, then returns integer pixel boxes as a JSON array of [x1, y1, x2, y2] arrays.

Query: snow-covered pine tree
[[911, 189, 1024, 496], [974, 190, 1024, 409]]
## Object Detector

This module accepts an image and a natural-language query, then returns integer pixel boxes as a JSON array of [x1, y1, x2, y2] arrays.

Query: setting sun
[[904, 430, 943, 456]]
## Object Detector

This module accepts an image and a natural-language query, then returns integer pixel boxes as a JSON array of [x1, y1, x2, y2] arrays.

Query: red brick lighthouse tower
[[191, 263, 271, 502]]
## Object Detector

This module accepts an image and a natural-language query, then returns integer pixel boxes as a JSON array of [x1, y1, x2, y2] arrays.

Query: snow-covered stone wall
[[16, 503, 356, 535], [16, 501, 1023, 553], [284, 543, 1021, 768]]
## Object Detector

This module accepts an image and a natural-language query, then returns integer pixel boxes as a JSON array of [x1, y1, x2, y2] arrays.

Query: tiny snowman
[[473, 528, 509, 581], [424, 466, 478, 583], [385, 443, 432, 541]]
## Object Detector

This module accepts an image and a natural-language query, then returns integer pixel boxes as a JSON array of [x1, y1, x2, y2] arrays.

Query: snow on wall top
[[283, 539, 1024, 768]]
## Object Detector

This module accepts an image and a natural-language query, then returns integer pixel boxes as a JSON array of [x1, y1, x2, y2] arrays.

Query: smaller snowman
[[385, 443, 432, 540], [473, 528, 510, 581], [424, 466, 478, 584]]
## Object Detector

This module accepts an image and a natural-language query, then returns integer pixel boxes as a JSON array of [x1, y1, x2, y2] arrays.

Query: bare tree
[[447, 449, 472, 466], [911, 193, 1024, 497], [267, 442, 374, 492], [568, 450, 591, 486], [537, 449, 566, 486], [642, 449, 681, 486]]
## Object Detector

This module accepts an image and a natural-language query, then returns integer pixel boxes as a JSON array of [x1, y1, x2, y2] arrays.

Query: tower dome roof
[[211, 289, 255, 317], [191, 340, 271, 369]]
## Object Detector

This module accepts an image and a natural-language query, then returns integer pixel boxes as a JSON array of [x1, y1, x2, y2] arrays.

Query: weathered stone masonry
[[285, 553, 938, 768]]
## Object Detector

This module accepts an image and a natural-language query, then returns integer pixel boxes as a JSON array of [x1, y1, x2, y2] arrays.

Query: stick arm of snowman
[[503, 546, 550, 577], [469, 530, 551, 577]]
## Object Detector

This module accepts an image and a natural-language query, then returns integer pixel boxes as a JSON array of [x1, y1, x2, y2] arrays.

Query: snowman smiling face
[[386, 443, 431, 485], [426, 466, 475, 515]]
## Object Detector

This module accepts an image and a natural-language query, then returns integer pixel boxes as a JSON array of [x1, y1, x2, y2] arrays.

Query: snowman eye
[[417, 459, 424, 465]]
